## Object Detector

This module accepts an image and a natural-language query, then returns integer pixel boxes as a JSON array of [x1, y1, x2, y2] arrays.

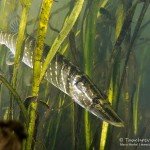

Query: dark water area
[[0, 0, 150, 150]]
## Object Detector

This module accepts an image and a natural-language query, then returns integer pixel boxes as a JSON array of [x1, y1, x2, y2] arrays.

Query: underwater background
[[0, 0, 150, 150]]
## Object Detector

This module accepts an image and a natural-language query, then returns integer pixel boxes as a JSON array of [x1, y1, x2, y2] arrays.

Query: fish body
[[0, 30, 124, 127]]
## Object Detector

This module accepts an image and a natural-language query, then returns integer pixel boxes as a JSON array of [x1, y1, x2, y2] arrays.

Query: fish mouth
[[90, 103, 124, 127]]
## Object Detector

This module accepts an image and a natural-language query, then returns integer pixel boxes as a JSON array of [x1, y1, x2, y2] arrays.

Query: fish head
[[89, 96, 124, 127], [71, 74, 124, 127]]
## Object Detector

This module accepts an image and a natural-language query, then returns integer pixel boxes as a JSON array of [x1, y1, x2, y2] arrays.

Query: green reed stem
[[40, 0, 84, 82], [109, 1, 138, 62], [32, 0, 53, 96], [12, 0, 32, 88], [25, 1, 53, 150], [10, 0, 32, 120], [83, 1, 101, 149]]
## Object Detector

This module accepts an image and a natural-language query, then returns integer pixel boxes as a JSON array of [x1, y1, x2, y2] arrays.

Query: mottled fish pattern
[[0, 31, 124, 127]]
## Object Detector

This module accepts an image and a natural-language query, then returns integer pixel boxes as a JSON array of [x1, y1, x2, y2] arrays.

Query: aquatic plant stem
[[25, 1, 53, 150], [109, 1, 138, 62], [40, 0, 84, 82], [0, 73, 28, 123], [11, 0, 32, 119], [0, 0, 19, 30], [133, 75, 141, 135], [51, 97, 64, 150], [32, 0, 53, 95], [116, 1, 150, 111], [12, 1, 32, 88], [83, 1, 101, 149], [99, 1, 126, 149], [100, 79, 113, 150], [133, 45, 149, 135]]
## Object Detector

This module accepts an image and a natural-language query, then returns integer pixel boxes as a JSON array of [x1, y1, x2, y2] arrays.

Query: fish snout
[[90, 98, 124, 127]]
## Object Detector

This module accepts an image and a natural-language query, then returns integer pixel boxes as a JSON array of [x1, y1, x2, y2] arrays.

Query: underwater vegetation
[[0, 0, 150, 150]]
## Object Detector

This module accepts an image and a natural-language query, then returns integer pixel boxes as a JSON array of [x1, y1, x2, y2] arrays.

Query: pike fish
[[0, 30, 124, 127]]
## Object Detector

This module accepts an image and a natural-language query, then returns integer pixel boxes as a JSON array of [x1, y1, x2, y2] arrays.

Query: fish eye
[[93, 97, 100, 104], [93, 97, 110, 107]]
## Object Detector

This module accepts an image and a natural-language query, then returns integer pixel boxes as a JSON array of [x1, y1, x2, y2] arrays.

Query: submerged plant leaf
[[115, 2, 125, 39], [0, 73, 28, 124], [133, 75, 141, 135], [83, 1, 101, 148]]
